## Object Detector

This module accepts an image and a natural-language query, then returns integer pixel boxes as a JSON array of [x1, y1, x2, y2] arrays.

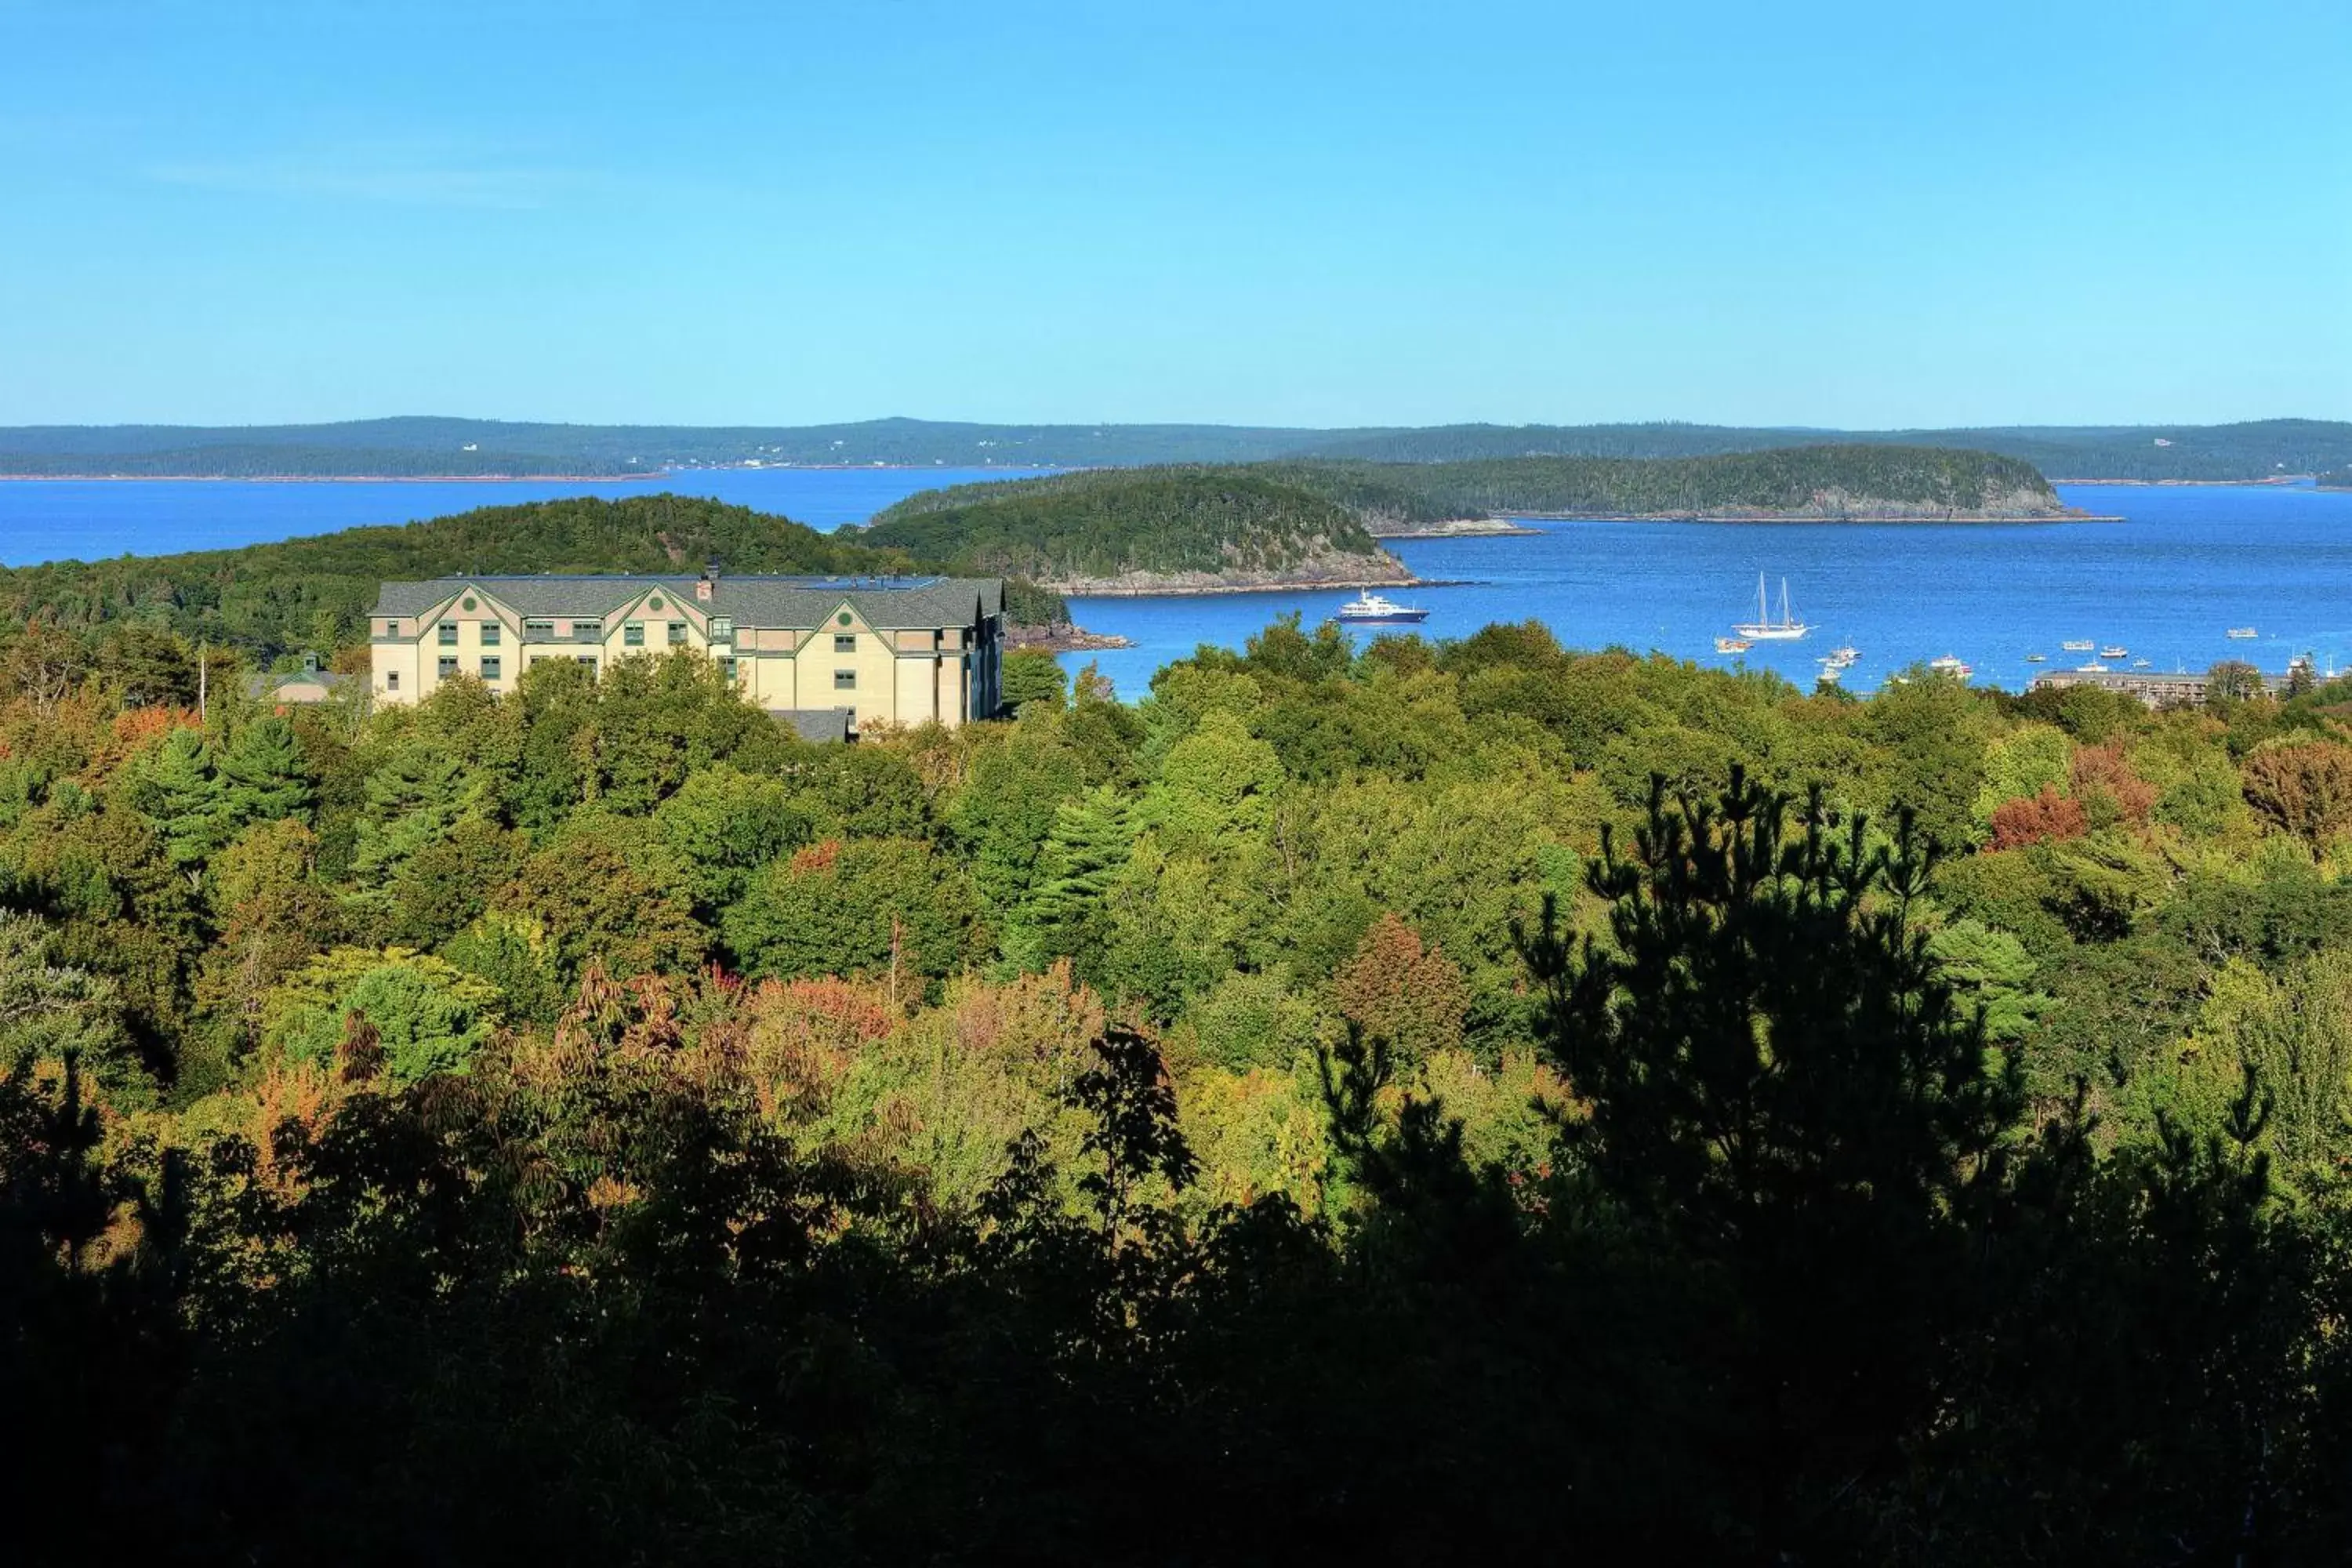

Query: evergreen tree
[[131, 728, 232, 884], [216, 715, 315, 829], [1521, 768, 2025, 1558], [1014, 785, 1137, 974], [350, 740, 477, 898]]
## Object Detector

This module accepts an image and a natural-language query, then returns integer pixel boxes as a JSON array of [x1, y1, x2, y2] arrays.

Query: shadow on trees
[[5, 769, 2351, 1565]]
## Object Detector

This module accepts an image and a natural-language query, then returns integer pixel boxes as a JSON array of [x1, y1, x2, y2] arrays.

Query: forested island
[[1267, 443, 2078, 523], [15, 604, 2352, 1559], [7, 412, 2347, 481], [0, 494, 1080, 657], [856, 467, 1418, 593]]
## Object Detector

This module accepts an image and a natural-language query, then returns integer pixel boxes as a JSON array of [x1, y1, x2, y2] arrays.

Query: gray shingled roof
[[372, 575, 1002, 629], [779, 707, 854, 743]]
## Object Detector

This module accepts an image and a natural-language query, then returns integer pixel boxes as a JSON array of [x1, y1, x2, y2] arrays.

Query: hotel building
[[369, 572, 1004, 732]]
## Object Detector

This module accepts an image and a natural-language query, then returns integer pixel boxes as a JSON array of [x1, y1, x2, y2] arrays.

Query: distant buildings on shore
[[368, 571, 1003, 736]]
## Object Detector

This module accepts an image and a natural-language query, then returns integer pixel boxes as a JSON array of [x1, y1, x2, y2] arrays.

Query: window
[[438, 655, 459, 679], [387, 670, 399, 691], [837, 612, 852, 626], [667, 621, 686, 647], [380, 619, 397, 637], [709, 616, 734, 641], [624, 622, 644, 647], [575, 655, 597, 671], [480, 622, 501, 647], [569, 619, 597, 637], [718, 657, 737, 683], [833, 670, 857, 691], [524, 619, 554, 637], [438, 623, 459, 646], [461, 595, 478, 612], [834, 633, 857, 654], [479, 656, 502, 681]]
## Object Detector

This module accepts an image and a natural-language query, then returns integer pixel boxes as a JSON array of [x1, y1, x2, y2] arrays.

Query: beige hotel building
[[369, 572, 1004, 734]]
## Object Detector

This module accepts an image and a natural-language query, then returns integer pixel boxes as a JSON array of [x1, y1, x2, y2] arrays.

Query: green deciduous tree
[[263, 945, 503, 1083], [723, 837, 982, 990]]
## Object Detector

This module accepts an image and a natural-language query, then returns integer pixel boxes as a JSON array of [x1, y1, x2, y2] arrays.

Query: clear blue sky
[[1, 0, 2345, 429]]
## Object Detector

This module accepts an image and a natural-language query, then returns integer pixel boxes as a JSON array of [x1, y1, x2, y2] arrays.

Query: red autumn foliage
[[1331, 912, 1468, 1062], [1989, 786, 2089, 851], [789, 838, 843, 875], [2070, 742, 2157, 826]]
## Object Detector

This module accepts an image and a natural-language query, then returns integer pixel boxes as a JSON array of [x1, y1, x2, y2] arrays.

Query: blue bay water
[[1068, 484, 2352, 696], [0, 470, 2343, 697]]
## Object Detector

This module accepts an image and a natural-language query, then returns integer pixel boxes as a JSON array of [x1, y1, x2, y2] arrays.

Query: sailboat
[[1733, 575, 1811, 641]]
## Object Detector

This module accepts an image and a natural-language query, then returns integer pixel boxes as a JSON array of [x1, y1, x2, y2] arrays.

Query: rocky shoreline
[[1004, 621, 1135, 652], [1362, 517, 1541, 538]]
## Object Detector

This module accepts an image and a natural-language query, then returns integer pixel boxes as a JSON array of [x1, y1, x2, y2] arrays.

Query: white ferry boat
[[1929, 654, 1973, 680], [1330, 590, 1428, 626], [2062, 639, 2095, 652], [2100, 644, 2129, 660], [2227, 627, 2259, 639]]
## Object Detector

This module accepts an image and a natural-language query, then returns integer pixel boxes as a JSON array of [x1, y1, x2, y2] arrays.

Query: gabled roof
[[372, 574, 1002, 630]]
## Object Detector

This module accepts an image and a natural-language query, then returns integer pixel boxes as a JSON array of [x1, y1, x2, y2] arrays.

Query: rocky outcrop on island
[[1035, 538, 1419, 597]]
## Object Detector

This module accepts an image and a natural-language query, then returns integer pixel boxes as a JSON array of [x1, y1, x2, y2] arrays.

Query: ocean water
[[1067, 484, 2352, 696], [0, 471, 2343, 698], [0, 466, 1054, 564]]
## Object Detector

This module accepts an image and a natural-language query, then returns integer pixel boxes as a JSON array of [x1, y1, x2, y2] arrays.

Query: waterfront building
[[369, 572, 1004, 733], [2028, 667, 2210, 708]]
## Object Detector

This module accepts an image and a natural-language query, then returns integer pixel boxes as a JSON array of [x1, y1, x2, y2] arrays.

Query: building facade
[[370, 573, 1004, 731], [2027, 667, 2209, 708]]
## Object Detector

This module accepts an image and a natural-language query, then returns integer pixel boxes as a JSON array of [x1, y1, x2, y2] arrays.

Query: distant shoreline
[[1501, 510, 2125, 524], [0, 471, 669, 485], [2049, 475, 2312, 487], [1062, 575, 1474, 599]]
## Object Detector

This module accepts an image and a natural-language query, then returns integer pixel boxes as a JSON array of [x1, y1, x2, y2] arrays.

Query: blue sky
[[1, 0, 2345, 428]]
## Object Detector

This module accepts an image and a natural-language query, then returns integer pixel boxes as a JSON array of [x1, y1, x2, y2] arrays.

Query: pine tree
[[132, 727, 231, 885], [216, 715, 315, 829], [1014, 785, 1137, 973], [350, 742, 474, 898]]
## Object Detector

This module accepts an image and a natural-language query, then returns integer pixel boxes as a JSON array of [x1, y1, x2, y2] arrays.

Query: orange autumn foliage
[[1989, 786, 2089, 851]]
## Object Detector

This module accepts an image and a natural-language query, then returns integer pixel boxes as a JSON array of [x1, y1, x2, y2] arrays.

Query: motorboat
[[1715, 636, 1751, 654], [2100, 644, 2129, 660], [2062, 639, 2095, 652], [1928, 654, 1973, 680], [2227, 627, 2259, 639], [1330, 590, 1429, 625]]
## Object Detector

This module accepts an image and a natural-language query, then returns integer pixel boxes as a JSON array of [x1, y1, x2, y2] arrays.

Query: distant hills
[[2, 415, 2347, 482]]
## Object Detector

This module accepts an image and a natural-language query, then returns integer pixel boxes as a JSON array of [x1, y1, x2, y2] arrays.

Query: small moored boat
[[1715, 636, 1751, 654], [2025, 652, 2047, 662], [2100, 644, 2129, 660], [2227, 627, 2258, 639]]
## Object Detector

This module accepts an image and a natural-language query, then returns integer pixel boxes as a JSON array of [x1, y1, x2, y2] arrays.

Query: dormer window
[[710, 617, 733, 641]]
